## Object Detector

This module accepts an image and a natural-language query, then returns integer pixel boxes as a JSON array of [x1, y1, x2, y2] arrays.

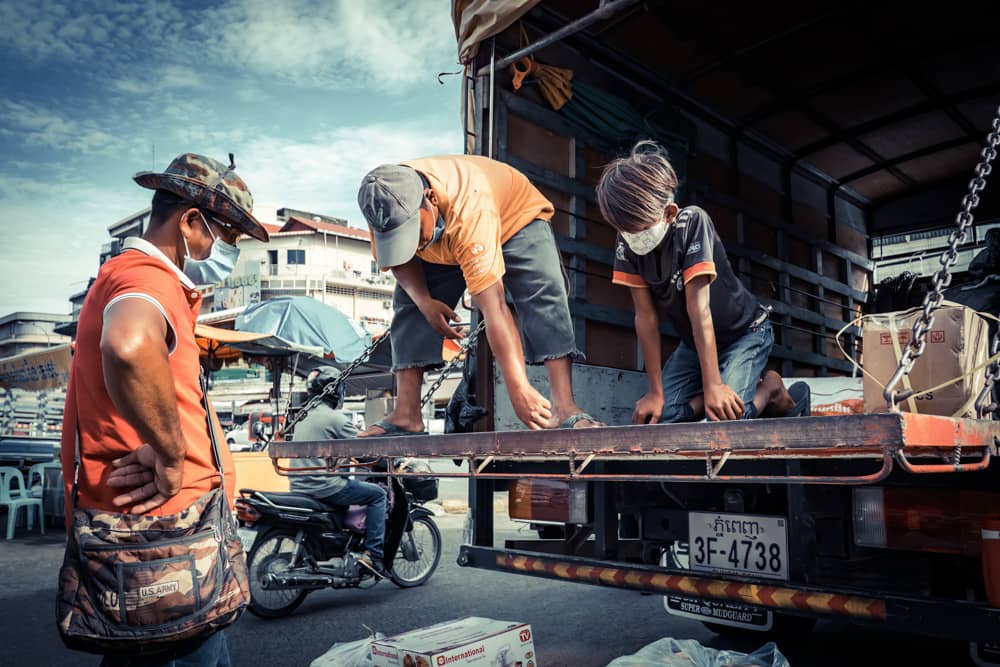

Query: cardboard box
[[862, 305, 989, 417], [370, 617, 536, 667], [780, 377, 864, 417]]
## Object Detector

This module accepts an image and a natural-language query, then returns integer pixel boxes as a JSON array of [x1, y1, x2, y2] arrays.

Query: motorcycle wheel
[[390, 516, 442, 588], [247, 530, 311, 618]]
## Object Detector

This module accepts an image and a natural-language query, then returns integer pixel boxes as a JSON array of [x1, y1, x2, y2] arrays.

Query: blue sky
[[0, 0, 464, 314]]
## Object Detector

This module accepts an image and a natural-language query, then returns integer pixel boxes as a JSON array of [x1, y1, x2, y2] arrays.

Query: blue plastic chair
[[0, 466, 44, 539]]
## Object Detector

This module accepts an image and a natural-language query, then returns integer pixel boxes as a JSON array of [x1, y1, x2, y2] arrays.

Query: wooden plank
[[501, 91, 619, 154], [727, 243, 868, 302], [513, 154, 867, 305], [270, 414, 1000, 461], [507, 155, 597, 202], [761, 298, 859, 340], [771, 343, 854, 373], [555, 231, 865, 305], [692, 181, 874, 270], [814, 247, 827, 373], [569, 136, 588, 352]]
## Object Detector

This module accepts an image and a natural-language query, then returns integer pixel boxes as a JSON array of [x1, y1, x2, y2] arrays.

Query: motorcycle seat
[[254, 491, 330, 511]]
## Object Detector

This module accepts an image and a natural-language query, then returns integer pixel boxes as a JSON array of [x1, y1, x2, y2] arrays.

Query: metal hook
[[437, 70, 462, 85]]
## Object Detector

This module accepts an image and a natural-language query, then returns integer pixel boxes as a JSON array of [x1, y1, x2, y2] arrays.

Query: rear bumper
[[457, 545, 1000, 643]]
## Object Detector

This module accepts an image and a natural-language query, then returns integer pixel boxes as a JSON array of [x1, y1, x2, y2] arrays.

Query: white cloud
[[0, 173, 147, 314], [0, 0, 180, 66], [0, 1, 467, 315], [226, 120, 464, 222], [161, 66, 202, 89], [0, 99, 133, 156], [0, 118, 463, 314], [110, 66, 203, 95], [210, 0, 456, 91], [0, 0, 458, 95]]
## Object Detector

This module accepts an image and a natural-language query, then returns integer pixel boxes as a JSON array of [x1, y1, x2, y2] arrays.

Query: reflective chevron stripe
[[499, 554, 886, 620]]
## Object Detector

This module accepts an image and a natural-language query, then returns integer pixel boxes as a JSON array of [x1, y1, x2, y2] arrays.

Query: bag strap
[[71, 413, 81, 511], [199, 370, 227, 498]]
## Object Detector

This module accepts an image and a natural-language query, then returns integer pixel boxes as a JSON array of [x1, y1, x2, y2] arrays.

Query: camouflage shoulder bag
[[56, 379, 250, 655]]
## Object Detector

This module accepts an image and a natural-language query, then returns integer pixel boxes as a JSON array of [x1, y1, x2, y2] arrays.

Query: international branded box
[[370, 617, 536, 667], [862, 304, 989, 417]]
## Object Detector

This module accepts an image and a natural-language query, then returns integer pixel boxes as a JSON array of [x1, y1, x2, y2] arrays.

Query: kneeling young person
[[596, 140, 809, 423]]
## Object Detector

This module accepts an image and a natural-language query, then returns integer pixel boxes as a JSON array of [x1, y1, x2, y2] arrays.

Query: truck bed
[[269, 413, 1000, 484]]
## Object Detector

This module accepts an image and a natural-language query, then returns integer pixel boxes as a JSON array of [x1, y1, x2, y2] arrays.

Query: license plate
[[665, 595, 773, 630], [688, 511, 788, 580], [237, 527, 257, 553]]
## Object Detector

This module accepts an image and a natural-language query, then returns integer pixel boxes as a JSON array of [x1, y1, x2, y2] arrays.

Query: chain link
[[976, 320, 1000, 419], [884, 107, 1000, 411], [420, 319, 487, 408], [278, 333, 389, 438], [277, 318, 487, 438]]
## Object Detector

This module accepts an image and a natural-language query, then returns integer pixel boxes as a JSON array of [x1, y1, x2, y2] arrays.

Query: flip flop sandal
[[359, 420, 428, 437], [784, 382, 811, 417], [559, 412, 604, 428]]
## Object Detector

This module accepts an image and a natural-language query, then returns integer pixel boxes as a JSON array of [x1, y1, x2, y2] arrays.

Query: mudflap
[[660, 542, 773, 631], [971, 641, 1000, 666], [664, 594, 774, 631]]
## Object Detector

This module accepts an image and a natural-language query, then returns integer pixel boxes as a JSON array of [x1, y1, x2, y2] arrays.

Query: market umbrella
[[195, 323, 327, 435], [235, 296, 369, 362]]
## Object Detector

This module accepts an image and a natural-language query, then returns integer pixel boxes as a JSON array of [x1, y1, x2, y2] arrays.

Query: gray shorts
[[390, 219, 584, 371]]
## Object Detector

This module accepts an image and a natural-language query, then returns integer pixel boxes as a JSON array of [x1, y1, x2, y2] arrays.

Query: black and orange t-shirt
[[61, 237, 234, 526], [612, 206, 760, 349]]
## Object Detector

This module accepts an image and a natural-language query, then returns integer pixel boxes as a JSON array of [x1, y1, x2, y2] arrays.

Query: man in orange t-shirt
[[356, 155, 600, 434], [60, 153, 269, 665]]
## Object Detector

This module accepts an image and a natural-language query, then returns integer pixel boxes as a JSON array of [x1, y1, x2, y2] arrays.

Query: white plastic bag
[[310, 633, 385, 667], [607, 638, 790, 667]]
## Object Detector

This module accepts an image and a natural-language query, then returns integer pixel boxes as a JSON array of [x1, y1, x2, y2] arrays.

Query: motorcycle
[[235, 468, 442, 618]]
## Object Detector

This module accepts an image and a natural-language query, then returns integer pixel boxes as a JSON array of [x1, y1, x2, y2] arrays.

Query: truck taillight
[[235, 498, 260, 524], [509, 479, 588, 524], [853, 487, 1000, 556], [853, 487, 887, 548]]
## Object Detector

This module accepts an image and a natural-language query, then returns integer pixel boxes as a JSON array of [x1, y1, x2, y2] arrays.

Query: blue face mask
[[182, 212, 241, 285]]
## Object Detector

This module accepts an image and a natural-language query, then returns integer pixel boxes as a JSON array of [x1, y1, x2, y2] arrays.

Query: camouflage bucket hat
[[133, 153, 269, 242]]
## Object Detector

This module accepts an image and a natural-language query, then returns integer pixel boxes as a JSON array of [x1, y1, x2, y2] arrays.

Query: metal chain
[[420, 319, 487, 408], [278, 317, 486, 437], [278, 333, 389, 438], [883, 106, 1000, 411], [976, 322, 1000, 419]]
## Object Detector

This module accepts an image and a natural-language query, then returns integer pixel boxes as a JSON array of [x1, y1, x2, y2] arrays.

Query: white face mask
[[621, 219, 668, 255], [182, 212, 241, 285]]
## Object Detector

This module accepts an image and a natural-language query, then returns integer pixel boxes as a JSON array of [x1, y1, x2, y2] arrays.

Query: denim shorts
[[659, 317, 774, 423], [389, 219, 584, 372]]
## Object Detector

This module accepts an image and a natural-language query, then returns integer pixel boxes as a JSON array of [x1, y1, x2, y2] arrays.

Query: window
[[371, 260, 378, 274], [287, 249, 306, 265]]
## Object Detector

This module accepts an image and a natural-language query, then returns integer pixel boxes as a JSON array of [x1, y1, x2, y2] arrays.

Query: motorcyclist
[[288, 367, 386, 576]]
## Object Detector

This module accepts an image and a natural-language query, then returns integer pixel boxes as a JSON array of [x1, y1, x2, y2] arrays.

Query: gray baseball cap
[[357, 164, 424, 269]]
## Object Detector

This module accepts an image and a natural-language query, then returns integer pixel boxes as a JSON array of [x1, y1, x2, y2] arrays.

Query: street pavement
[[0, 492, 977, 666]]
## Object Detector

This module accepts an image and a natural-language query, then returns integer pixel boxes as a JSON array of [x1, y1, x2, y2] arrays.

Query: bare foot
[[758, 371, 795, 418]]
